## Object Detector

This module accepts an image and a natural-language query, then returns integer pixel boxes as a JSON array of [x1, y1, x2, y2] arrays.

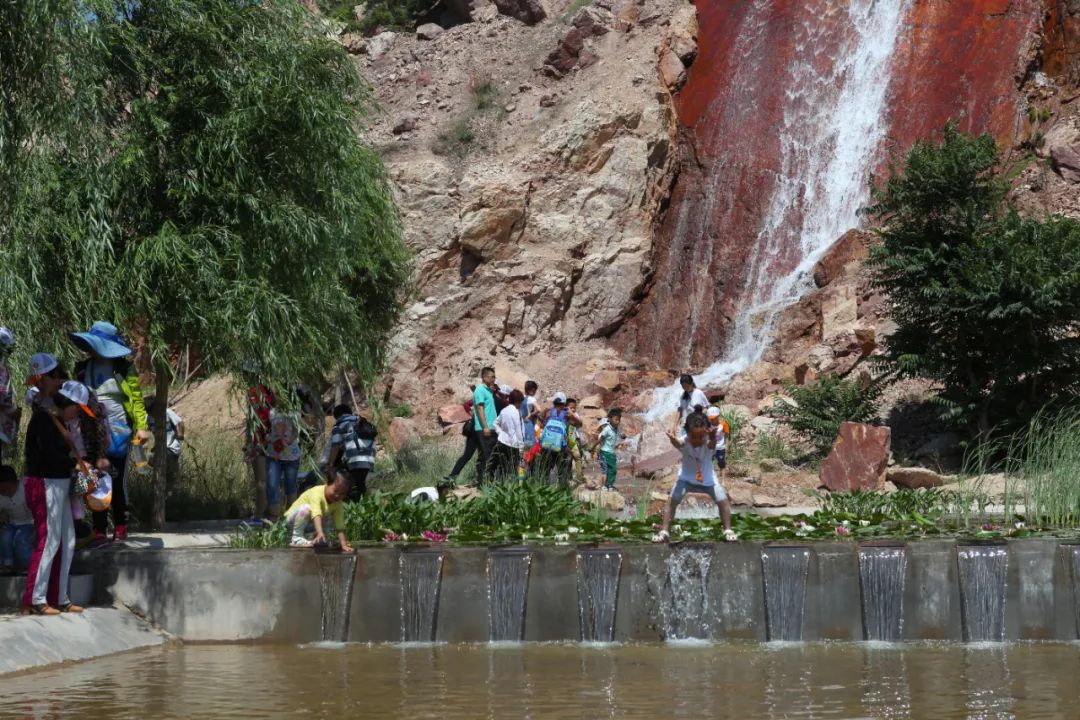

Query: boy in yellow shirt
[[284, 471, 352, 551]]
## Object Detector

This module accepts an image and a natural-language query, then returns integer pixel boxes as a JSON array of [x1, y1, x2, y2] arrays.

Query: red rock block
[[438, 404, 471, 426], [819, 422, 891, 492], [813, 229, 870, 288]]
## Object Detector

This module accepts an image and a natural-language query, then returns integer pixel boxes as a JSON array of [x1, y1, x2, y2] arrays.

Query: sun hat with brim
[[59, 381, 96, 418], [69, 321, 132, 359], [87, 472, 112, 512], [553, 392, 567, 405], [0, 327, 14, 350], [29, 352, 59, 377], [498, 384, 513, 396]]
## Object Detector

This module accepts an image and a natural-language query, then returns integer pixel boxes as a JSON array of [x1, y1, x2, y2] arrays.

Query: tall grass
[[1006, 408, 1080, 527], [718, 406, 749, 465], [375, 440, 468, 493]]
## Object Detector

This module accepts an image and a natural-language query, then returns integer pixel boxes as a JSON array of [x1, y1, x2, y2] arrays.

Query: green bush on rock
[[774, 375, 883, 456]]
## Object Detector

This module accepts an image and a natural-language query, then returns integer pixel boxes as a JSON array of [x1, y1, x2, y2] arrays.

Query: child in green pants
[[591, 408, 624, 489]]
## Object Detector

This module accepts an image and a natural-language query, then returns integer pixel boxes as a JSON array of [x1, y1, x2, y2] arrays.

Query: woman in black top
[[21, 383, 86, 615]]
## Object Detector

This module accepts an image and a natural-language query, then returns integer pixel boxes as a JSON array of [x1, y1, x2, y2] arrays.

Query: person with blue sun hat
[[69, 321, 150, 544]]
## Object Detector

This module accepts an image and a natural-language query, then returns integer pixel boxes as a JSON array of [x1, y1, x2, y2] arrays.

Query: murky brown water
[[2, 642, 1079, 719]]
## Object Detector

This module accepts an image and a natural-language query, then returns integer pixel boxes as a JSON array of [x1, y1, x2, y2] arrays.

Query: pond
[[1, 641, 1077, 719]]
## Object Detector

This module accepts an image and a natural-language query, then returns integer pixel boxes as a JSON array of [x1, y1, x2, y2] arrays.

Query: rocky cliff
[[344, 0, 1080, 443]]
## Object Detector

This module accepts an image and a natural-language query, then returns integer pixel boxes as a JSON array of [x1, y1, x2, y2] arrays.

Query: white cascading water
[[645, 0, 912, 421]]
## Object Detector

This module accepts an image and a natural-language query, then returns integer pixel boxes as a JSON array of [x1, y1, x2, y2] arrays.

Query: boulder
[[387, 417, 421, 452], [658, 48, 686, 91], [1045, 119, 1080, 183], [575, 487, 626, 512], [819, 422, 891, 492], [438, 404, 471, 425], [416, 23, 445, 40], [458, 188, 526, 259], [887, 467, 945, 490], [493, 0, 547, 25], [545, 28, 586, 77], [820, 284, 858, 341], [590, 370, 623, 393], [572, 6, 611, 35], [728, 484, 754, 507], [634, 449, 681, 477], [366, 31, 397, 59], [752, 493, 785, 508], [813, 229, 870, 288], [341, 33, 366, 55], [392, 117, 418, 135]]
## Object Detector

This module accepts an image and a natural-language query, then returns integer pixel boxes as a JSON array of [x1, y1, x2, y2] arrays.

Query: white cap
[[29, 352, 58, 376], [598, 418, 610, 428], [59, 380, 89, 406], [706, 406, 721, 419], [553, 392, 567, 404], [0, 327, 14, 349], [498, 384, 513, 396]]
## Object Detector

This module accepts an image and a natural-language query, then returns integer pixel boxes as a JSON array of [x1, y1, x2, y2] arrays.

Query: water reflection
[[2, 642, 1076, 719]]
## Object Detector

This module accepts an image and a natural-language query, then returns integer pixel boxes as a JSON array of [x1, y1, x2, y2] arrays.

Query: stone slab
[[0, 606, 167, 675]]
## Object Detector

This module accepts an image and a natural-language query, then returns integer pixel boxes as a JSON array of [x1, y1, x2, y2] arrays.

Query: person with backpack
[[536, 393, 582, 489], [69, 321, 149, 543], [324, 403, 377, 502]]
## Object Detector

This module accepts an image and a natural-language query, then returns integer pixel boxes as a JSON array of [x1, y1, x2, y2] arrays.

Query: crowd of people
[[0, 321, 172, 615], [442, 368, 737, 542], [0, 319, 742, 616]]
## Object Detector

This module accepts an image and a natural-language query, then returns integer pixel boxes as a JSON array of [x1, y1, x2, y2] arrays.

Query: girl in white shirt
[[489, 389, 526, 482], [673, 373, 710, 437]]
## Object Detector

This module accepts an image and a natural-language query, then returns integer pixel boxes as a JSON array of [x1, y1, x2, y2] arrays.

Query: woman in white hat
[[21, 380, 93, 615]]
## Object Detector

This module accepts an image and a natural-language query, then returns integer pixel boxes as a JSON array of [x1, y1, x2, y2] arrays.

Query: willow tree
[[0, 0, 411, 528]]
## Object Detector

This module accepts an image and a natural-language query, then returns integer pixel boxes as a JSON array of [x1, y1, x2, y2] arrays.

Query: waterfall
[[762, 547, 810, 641], [644, 0, 912, 420], [1069, 546, 1080, 639], [858, 546, 907, 642], [400, 551, 445, 642], [316, 553, 358, 643], [956, 546, 1008, 642], [576, 549, 622, 642], [648, 546, 715, 640], [488, 548, 532, 642]]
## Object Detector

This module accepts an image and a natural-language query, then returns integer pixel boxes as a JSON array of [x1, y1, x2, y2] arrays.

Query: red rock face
[[619, 0, 1043, 371], [819, 422, 892, 492]]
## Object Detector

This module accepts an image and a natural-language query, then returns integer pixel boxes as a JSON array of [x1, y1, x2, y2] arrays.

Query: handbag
[[49, 413, 97, 497]]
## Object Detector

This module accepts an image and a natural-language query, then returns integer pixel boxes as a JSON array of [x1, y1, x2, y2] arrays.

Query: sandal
[[29, 604, 60, 616], [60, 603, 84, 613], [723, 529, 738, 542], [651, 530, 670, 544]]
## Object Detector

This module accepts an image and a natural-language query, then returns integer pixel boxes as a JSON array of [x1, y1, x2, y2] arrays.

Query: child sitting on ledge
[[284, 471, 352, 552]]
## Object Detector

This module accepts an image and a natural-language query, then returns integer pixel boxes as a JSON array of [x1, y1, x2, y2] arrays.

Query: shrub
[[774, 375, 883, 456], [717, 406, 749, 464], [470, 76, 499, 112], [432, 117, 475, 158], [754, 431, 795, 464], [349, 0, 433, 33], [864, 124, 1080, 436]]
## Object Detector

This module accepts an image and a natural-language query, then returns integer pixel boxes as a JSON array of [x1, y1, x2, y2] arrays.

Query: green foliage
[[716, 406, 749, 464], [997, 407, 1080, 528], [353, 0, 433, 32], [470, 76, 499, 111], [376, 441, 463, 491], [230, 519, 291, 549], [773, 375, 883, 456], [433, 117, 476, 158], [391, 403, 415, 418], [754, 431, 795, 464], [864, 124, 1080, 436]]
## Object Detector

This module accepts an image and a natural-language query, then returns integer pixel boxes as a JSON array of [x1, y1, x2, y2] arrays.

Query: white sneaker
[[290, 537, 313, 548], [723, 529, 738, 542]]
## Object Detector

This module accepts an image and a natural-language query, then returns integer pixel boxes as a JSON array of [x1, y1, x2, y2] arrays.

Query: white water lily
[[554, 533, 569, 542], [1015, 521, 1026, 529], [859, 520, 871, 527], [568, 526, 581, 534], [672, 524, 682, 533], [842, 520, 851, 527]]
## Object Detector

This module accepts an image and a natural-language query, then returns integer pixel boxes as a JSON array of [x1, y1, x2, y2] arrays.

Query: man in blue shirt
[[472, 366, 498, 485]]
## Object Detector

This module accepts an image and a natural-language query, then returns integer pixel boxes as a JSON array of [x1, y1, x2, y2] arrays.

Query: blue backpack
[[539, 408, 569, 451]]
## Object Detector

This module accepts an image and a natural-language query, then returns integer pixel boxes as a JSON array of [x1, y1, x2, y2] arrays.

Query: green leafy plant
[[774, 375, 884, 456], [351, 0, 435, 32], [754, 431, 795, 464], [863, 124, 1080, 437], [717, 406, 749, 464], [230, 519, 290, 549]]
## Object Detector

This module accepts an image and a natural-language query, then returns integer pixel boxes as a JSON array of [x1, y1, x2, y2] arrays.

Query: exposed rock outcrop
[[819, 422, 891, 492]]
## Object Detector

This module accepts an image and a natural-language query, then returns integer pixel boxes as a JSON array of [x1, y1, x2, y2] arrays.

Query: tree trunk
[[150, 363, 171, 531]]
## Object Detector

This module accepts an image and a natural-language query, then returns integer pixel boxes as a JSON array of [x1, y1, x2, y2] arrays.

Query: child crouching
[[284, 470, 353, 552], [653, 412, 737, 543]]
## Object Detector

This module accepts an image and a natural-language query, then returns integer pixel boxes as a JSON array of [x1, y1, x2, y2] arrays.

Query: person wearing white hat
[[21, 380, 88, 615], [0, 328, 18, 462]]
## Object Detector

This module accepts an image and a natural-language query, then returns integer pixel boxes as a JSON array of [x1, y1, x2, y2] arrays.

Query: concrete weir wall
[[81, 540, 1080, 644]]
